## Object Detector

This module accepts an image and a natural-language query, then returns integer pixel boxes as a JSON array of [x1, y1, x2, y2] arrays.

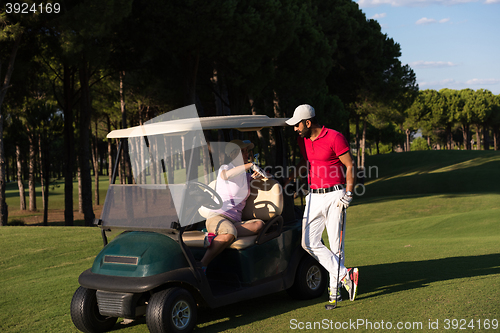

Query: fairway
[[1, 150, 499, 332]]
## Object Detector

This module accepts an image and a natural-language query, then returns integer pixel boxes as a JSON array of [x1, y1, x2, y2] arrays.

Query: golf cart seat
[[183, 178, 284, 250]]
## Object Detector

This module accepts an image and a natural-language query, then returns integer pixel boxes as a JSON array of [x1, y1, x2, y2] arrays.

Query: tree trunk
[[273, 90, 282, 118], [211, 68, 231, 117], [28, 131, 36, 212], [483, 124, 490, 151], [184, 52, 200, 107], [107, 116, 113, 183], [355, 116, 360, 166], [248, 95, 270, 161], [361, 119, 367, 169], [493, 126, 499, 151], [446, 124, 452, 150], [181, 136, 186, 169], [16, 145, 26, 210], [77, 161, 83, 213], [92, 119, 99, 206], [63, 64, 75, 226], [5, 157, 9, 183], [166, 137, 174, 184], [79, 60, 95, 226], [39, 134, 49, 226], [0, 31, 22, 225], [117, 138, 124, 184], [201, 136, 210, 184], [150, 138, 159, 184], [267, 91, 280, 166], [463, 123, 470, 150], [138, 106, 147, 184], [119, 71, 132, 184], [405, 129, 411, 152], [476, 125, 481, 150]]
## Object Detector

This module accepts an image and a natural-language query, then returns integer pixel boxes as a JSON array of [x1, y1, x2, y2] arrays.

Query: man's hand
[[338, 192, 353, 209]]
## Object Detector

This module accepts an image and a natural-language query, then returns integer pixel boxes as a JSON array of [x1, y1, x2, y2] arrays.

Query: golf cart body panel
[[79, 267, 198, 294], [91, 231, 189, 277], [71, 106, 326, 333]]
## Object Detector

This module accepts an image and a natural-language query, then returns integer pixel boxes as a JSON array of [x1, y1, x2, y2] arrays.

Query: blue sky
[[355, 0, 500, 94]]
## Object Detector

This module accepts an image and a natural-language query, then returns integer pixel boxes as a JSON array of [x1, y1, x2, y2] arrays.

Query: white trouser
[[301, 189, 348, 292]]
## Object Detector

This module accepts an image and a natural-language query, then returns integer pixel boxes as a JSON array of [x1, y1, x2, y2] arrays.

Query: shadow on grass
[[358, 253, 500, 300], [28, 220, 88, 226], [195, 291, 324, 332], [106, 291, 326, 332]]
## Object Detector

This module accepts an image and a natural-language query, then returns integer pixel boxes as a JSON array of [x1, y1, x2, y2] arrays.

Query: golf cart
[[70, 105, 327, 333]]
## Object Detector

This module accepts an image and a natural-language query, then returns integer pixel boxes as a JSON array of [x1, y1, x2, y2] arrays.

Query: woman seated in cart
[[200, 139, 266, 272]]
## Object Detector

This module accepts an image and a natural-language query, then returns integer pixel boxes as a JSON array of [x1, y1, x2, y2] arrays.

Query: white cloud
[[416, 17, 437, 24], [357, 0, 479, 8], [416, 17, 451, 24], [484, 0, 500, 3], [371, 13, 387, 19], [466, 78, 500, 85], [419, 79, 459, 88], [410, 61, 459, 68]]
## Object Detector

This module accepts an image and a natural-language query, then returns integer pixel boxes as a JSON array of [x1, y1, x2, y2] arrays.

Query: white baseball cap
[[285, 104, 316, 126]]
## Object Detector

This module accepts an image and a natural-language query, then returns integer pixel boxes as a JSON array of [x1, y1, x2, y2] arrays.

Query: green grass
[[1, 150, 500, 332], [0, 226, 102, 332]]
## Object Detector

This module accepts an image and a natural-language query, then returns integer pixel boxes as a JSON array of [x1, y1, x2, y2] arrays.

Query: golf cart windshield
[[100, 105, 287, 232]]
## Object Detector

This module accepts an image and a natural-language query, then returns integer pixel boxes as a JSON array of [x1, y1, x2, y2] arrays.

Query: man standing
[[285, 104, 358, 308]]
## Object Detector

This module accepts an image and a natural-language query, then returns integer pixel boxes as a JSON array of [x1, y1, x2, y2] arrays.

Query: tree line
[[406, 88, 500, 151], [1, 0, 441, 227]]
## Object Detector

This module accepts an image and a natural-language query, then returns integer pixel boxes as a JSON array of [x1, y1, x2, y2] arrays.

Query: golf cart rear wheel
[[287, 255, 327, 300], [146, 287, 197, 333], [70, 286, 117, 333]]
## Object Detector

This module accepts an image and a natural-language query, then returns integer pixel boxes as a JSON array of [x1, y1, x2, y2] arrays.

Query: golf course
[[1, 150, 499, 332]]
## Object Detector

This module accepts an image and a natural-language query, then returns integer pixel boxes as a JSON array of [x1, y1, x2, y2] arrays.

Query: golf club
[[325, 206, 346, 310]]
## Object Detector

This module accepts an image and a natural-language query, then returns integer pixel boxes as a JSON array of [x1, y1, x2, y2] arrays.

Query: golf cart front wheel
[[70, 286, 117, 333], [287, 255, 327, 300], [146, 287, 197, 333]]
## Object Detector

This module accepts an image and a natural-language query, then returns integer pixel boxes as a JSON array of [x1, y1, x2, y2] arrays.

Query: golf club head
[[325, 303, 337, 310]]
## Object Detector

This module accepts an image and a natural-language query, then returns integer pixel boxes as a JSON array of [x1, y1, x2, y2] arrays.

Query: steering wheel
[[187, 181, 223, 210]]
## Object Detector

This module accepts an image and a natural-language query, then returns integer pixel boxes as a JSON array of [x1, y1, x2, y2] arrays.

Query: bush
[[411, 137, 430, 151], [8, 219, 26, 226]]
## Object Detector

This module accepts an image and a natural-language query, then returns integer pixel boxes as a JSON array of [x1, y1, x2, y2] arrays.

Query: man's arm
[[339, 151, 355, 193]]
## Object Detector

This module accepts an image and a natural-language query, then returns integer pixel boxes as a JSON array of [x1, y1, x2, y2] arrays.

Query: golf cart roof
[[107, 115, 289, 139]]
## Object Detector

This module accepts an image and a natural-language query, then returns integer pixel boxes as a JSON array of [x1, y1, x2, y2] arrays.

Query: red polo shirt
[[298, 126, 350, 189]]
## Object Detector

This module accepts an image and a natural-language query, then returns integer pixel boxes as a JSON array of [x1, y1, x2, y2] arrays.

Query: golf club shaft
[[335, 207, 346, 299]]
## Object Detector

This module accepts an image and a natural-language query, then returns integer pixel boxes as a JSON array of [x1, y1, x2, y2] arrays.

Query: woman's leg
[[201, 215, 237, 267], [234, 219, 264, 236]]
